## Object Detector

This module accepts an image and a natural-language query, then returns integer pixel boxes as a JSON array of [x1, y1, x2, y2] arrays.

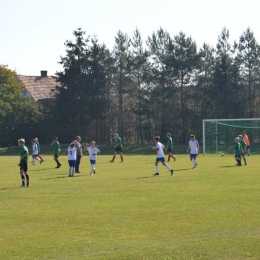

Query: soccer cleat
[[90, 172, 94, 175], [20, 185, 25, 188], [75, 171, 81, 173], [154, 173, 159, 176], [109, 160, 114, 163], [171, 169, 174, 176], [26, 184, 30, 187], [40, 160, 44, 164]]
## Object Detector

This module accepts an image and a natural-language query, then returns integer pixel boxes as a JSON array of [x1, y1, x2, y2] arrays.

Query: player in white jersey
[[31, 139, 41, 165], [68, 141, 77, 177], [187, 134, 199, 168], [85, 141, 101, 175], [153, 136, 174, 176]]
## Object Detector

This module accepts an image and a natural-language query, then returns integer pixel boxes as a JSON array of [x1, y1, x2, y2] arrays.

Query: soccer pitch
[[1, 154, 260, 260]]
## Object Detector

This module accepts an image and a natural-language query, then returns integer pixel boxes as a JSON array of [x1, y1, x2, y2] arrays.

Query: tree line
[[1, 27, 260, 146]]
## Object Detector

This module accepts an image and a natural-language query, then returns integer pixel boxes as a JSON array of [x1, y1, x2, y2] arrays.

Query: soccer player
[[85, 141, 101, 175], [234, 137, 242, 166], [34, 138, 44, 163], [68, 141, 77, 177], [110, 133, 123, 162], [74, 136, 82, 173], [31, 139, 41, 165], [166, 133, 176, 162], [187, 134, 199, 169], [153, 136, 174, 176], [239, 135, 247, 165], [18, 138, 30, 187], [243, 131, 250, 156], [51, 137, 61, 168]]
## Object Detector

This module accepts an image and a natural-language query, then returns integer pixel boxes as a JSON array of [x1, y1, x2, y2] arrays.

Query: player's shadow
[[222, 165, 242, 168], [0, 187, 18, 191], [29, 168, 52, 171], [39, 174, 85, 180], [175, 168, 190, 172]]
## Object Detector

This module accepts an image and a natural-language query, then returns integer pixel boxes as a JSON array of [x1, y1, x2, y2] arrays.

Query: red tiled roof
[[18, 75, 59, 101]]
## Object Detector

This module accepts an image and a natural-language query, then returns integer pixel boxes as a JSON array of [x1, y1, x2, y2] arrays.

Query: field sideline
[[1, 154, 260, 260]]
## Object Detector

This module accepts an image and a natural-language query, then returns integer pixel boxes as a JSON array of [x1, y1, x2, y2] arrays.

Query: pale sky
[[1, 0, 259, 76]]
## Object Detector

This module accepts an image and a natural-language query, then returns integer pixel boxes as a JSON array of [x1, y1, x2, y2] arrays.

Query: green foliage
[[1, 155, 260, 259], [0, 66, 43, 145], [54, 29, 113, 142]]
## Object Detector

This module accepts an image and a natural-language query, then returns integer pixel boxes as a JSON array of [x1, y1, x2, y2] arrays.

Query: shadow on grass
[[29, 168, 53, 171], [222, 165, 242, 168], [39, 174, 85, 180], [175, 168, 190, 171], [0, 187, 19, 191]]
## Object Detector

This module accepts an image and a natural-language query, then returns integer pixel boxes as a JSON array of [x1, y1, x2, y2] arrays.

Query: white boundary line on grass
[[50, 229, 260, 259]]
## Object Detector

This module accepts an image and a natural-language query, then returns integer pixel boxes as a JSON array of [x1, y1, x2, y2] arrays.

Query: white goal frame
[[202, 118, 260, 154]]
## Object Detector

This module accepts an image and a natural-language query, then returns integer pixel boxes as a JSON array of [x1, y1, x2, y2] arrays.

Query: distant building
[[18, 70, 59, 105]]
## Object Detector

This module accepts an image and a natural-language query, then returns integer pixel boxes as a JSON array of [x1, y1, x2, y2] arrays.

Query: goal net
[[202, 118, 260, 154]]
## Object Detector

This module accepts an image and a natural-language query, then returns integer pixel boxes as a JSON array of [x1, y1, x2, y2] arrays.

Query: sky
[[1, 0, 260, 76]]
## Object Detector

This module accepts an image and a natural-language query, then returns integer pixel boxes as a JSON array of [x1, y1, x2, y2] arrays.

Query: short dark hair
[[154, 136, 160, 141], [190, 135, 195, 138], [53, 137, 58, 140], [167, 133, 171, 136]]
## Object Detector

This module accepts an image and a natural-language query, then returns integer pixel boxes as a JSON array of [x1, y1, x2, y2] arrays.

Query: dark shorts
[[90, 159, 96, 165], [68, 160, 76, 167], [190, 153, 198, 159], [156, 157, 165, 162], [167, 148, 173, 153], [115, 147, 122, 153], [20, 160, 28, 172], [32, 154, 39, 158]]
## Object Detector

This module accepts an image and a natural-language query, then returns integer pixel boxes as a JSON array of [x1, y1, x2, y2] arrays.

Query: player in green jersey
[[51, 137, 62, 168], [18, 138, 30, 187], [234, 137, 242, 166], [166, 133, 176, 162], [238, 135, 247, 165], [110, 133, 123, 162]]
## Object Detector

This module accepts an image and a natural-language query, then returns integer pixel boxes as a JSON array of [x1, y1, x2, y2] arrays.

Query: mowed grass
[[1, 154, 260, 260]]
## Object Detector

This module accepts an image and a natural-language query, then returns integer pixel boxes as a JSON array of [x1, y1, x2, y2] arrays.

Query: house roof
[[18, 75, 59, 102]]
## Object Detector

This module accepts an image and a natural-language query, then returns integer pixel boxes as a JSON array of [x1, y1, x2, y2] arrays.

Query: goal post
[[202, 118, 260, 154]]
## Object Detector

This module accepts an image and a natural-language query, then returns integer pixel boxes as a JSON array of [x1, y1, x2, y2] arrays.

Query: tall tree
[[87, 36, 114, 142], [147, 28, 174, 137], [112, 31, 131, 139], [237, 28, 260, 117], [214, 27, 234, 119], [198, 43, 216, 119], [173, 31, 200, 142], [55, 28, 89, 140], [129, 28, 151, 143]]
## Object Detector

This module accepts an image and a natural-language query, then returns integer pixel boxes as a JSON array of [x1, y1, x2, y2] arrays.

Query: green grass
[[1, 154, 260, 259]]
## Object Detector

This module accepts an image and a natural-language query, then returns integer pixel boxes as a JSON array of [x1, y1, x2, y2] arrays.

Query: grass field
[[1, 153, 260, 260]]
